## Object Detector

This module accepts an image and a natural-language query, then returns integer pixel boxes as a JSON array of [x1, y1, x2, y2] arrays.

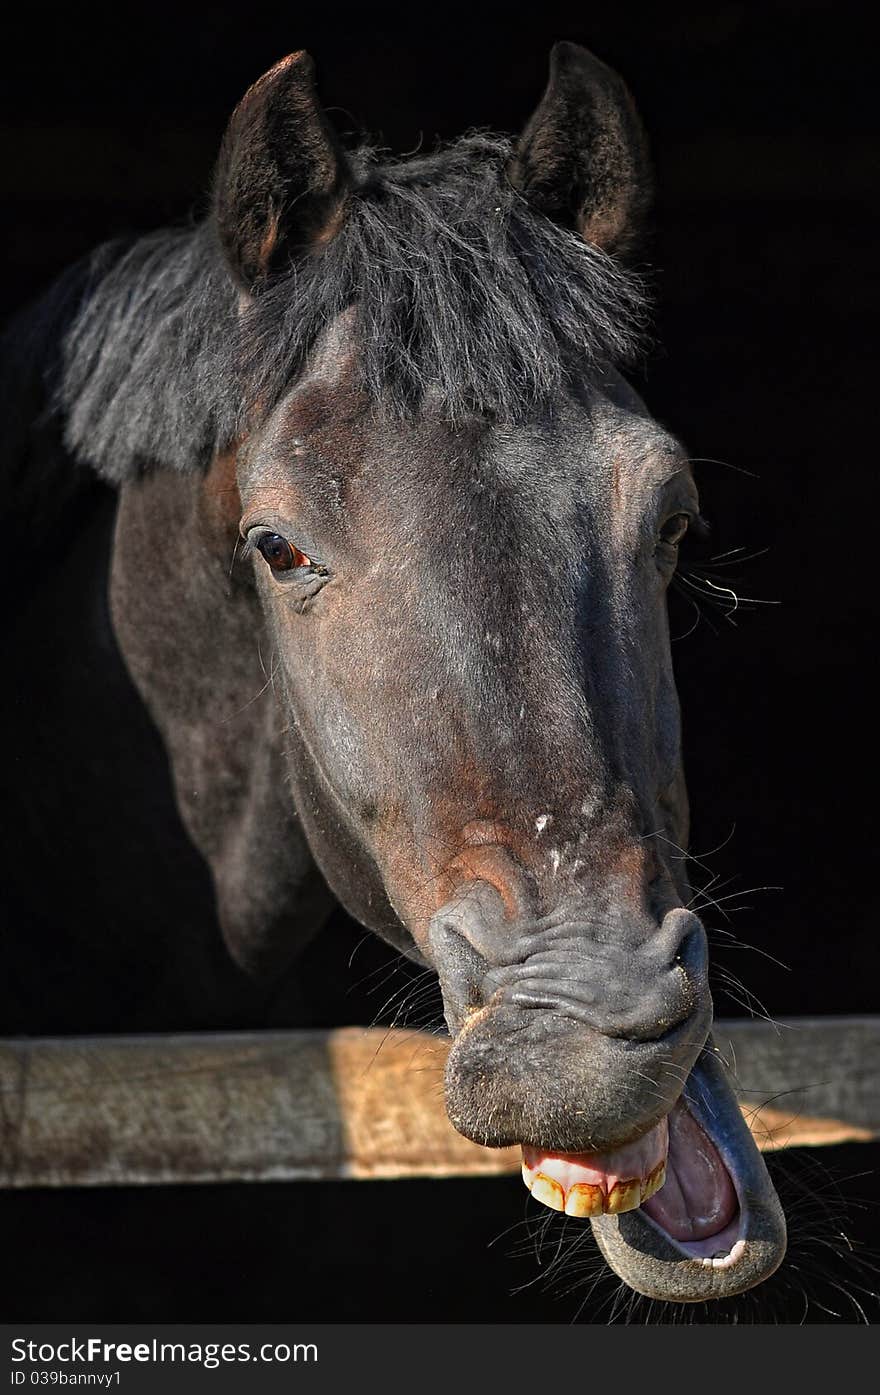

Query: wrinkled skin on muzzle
[[433, 884, 712, 1152]]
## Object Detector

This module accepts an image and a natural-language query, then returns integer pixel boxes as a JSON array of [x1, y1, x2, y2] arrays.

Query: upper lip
[[444, 994, 713, 1153]]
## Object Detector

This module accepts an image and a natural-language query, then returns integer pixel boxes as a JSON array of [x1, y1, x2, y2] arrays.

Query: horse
[[0, 40, 786, 1303]]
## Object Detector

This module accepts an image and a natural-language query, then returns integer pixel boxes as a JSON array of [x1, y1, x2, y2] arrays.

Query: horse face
[[234, 336, 785, 1301], [215, 44, 786, 1301], [239, 336, 708, 1085]]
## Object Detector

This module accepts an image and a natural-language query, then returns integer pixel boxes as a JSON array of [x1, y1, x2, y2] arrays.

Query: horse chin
[[589, 1042, 787, 1302]]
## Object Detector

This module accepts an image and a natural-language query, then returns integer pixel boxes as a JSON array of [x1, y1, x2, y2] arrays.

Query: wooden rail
[[0, 1017, 877, 1189]]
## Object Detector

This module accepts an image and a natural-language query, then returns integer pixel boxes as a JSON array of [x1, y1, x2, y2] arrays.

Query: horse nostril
[[659, 909, 710, 1017], [681, 924, 708, 969], [427, 910, 493, 1032], [666, 910, 708, 970]]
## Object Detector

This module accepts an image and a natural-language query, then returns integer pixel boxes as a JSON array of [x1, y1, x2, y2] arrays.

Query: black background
[[1, 0, 877, 1323]]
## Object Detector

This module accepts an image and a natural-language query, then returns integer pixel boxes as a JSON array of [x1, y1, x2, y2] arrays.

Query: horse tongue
[[641, 1102, 738, 1240]]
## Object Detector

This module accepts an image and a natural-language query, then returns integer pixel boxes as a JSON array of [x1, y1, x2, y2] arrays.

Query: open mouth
[[521, 1040, 787, 1300], [522, 1099, 740, 1261], [522, 1113, 672, 1218]]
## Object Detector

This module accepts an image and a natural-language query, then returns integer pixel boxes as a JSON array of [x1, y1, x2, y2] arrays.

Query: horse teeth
[[640, 1160, 667, 1204], [605, 1180, 642, 1215], [523, 1159, 667, 1217], [564, 1183, 605, 1217], [530, 1173, 565, 1211]]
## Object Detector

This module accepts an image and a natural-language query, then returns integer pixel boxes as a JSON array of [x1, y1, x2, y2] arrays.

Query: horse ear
[[507, 41, 651, 257], [213, 51, 350, 289]]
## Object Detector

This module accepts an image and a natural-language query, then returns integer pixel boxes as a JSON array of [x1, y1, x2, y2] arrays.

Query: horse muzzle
[[430, 885, 713, 1153], [429, 881, 787, 1300]]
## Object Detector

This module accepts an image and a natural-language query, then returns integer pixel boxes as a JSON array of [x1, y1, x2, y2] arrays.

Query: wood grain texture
[[713, 1017, 879, 1152], [0, 1018, 876, 1188]]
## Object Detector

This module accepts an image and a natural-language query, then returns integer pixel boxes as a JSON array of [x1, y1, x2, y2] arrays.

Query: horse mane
[[55, 133, 649, 483]]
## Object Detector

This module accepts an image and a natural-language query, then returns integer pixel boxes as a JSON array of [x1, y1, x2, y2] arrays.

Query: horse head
[[66, 43, 787, 1303]]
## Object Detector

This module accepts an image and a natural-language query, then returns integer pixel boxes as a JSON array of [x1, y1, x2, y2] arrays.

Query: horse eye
[[255, 533, 311, 571], [659, 513, 690, 547]]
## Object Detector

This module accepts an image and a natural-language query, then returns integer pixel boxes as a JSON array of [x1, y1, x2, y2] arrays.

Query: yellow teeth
[[605, 1179, 642, 1214], [564, 1183, 605, 1218], [530, 1173, 566, 1211], [641, 1160, 667, 1204], [523, 1159, 667, 1218]]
